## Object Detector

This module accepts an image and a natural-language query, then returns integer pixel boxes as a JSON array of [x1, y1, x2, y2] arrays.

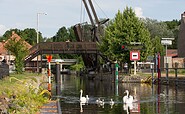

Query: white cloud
[[134, 7, 145, 18], [0, 25, 7, 36]]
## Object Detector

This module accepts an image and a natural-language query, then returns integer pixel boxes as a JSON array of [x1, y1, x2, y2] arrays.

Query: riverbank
[[89, 71, 185, 85], [0, 72, 51, 113]]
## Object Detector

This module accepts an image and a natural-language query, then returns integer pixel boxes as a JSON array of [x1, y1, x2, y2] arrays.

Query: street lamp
[[36, 12, 47, 73], [37, 12, 47, 44]]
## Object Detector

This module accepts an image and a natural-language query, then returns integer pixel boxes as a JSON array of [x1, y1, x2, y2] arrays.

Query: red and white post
[[46, 55, 52, 92]]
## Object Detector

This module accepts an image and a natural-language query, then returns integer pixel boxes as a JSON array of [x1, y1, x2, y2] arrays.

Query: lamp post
[[36, 12, 47, 73]]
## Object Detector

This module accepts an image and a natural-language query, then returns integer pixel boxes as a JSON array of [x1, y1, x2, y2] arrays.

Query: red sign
[[46, 55, 52, 62], [130, 51, 140, 61]]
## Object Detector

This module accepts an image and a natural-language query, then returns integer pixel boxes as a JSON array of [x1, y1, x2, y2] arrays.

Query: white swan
[[86, 95, 89, 103], [109, 99, 114, 108], [96, 98, 104, 108], [86, 95, 89, 100], [99, 99, 105, 108], [80, 102, 84, 112], [110, 99, 114, 105], [80, 89, 87, 103], [123, 103, 133, 114], [123, 90, 134, 104], [96, 98, 101, 104]]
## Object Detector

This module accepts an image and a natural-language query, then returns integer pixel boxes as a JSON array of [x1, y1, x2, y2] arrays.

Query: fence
[[0, 63, 9, 79]]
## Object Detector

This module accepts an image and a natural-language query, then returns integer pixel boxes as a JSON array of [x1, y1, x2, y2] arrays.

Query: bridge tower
[[74, 0, 109, 72]]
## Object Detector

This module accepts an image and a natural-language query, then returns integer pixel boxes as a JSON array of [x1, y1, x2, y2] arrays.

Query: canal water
[[54, 74, 185, 114]]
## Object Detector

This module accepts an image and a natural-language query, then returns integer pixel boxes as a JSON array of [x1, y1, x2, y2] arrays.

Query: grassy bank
[[0, 72, 50, 114]]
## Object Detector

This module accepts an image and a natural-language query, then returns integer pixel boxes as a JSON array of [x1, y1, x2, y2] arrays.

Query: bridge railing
[[25, 42, 98, 63], [37, 42, 97, 51]]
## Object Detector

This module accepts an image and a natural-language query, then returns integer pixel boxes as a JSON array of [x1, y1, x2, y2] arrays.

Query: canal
[[54, 74, 185, 114]]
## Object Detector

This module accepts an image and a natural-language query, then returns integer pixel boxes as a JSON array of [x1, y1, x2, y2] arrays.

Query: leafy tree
[[151, 36, 165, 56], [53, 27, 69, 42], [99, 7, 152, 64], [1, 28, 44, 45], [142, 18, 174, 39], [22, 28, 37, 45], [165, 19, 180, 30], [4, 37, 29, 74], [164, 19, 180, 49], [2, 29, 22, 40], [142, 18, 175, 52]]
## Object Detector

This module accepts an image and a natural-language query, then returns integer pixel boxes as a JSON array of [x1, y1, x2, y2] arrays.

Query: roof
[[0, 31, 32, 54], [167, 49, 177, 57], [0, 41, 7, 54]]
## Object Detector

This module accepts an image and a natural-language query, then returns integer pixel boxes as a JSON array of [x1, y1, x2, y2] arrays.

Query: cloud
[[0, 25, 7, 36], [134, 7, 145, 18]]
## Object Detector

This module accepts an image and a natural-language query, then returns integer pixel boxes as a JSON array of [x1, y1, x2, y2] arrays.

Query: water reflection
[[58, 74, 185, 114]]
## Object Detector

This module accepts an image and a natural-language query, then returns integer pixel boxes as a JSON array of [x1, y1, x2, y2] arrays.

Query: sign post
[[130, 51, 140, 75], [115, 61, 119, 82], [161, 38, 174, 67], [46, 55, 52, 92]]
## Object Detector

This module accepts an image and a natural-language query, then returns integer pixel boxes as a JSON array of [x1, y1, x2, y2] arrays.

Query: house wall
[[178, 12, 185, 57], [173, 58, 185, 68]]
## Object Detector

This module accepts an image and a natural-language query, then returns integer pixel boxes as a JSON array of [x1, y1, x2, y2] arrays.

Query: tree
[[142, 18, 174, 39], [142, 18, 175, 52], [1, 28, 44, 45], [4, 37, 29, 74], [22, 28, 37, 45], [151, 36, 165, 56], [99, 7, 152, 64], [52, 27, 69, 42], [165, 19, 180, 49]]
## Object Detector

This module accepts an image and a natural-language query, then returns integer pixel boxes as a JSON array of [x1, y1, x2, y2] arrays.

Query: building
[[0, 31, 39, 71], [178, 12, 185, 57]]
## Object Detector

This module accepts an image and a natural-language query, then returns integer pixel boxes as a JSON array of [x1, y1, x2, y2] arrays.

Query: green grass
[[0, 72, 50, 114]]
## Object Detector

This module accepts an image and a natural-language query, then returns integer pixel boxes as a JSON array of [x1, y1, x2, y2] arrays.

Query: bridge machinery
[[74, 0, 109, 73], [24, 0, 109, 73]]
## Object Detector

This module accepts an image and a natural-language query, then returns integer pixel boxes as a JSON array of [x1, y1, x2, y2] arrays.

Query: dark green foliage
[[142, 18, 177, 50], [165, 19, 180, 30], [0, 28, 44, 45]]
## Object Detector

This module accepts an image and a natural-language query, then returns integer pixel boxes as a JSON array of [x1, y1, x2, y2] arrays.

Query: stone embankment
[[38, 100, 61, 114]]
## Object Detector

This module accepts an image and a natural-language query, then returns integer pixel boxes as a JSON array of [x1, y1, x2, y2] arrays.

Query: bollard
[[115, 62, 119, 82], [151, 64, 154, 84], [48, 61, 52, 92], [157, 53, 161, 84], [166, 63, 169, 84], [46, 55, 52, 92], [175, 68, 178, 86], [175, 63, 178, 86], [56, 62, 61, 96]]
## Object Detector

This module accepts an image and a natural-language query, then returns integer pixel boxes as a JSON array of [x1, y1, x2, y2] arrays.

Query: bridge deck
[[25, 42, 98, 63]]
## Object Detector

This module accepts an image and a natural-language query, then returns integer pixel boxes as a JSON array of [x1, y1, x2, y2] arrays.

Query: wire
[[92, 0, 108, 19], [80, 0, 83, 23]]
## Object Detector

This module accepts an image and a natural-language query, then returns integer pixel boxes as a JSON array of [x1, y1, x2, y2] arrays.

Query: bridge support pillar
[[55, 62, 61, 96]]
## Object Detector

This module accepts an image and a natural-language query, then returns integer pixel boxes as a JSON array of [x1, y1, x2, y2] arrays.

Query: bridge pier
[[55, 62, 61, 96]]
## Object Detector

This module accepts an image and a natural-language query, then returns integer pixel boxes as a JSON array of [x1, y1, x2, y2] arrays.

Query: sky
[[0, 0, 184, 38]]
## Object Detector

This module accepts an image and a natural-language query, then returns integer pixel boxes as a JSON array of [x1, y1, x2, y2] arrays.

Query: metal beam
[[82, 0, 95, 26]]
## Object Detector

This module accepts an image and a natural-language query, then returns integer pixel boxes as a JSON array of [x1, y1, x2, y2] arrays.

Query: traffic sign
[[161, 40, 172, 45], [46, 55, 52, 62], [130, 51, 140, 61]]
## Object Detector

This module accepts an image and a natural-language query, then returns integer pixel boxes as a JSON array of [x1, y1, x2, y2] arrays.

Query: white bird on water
[[96, 98, 105, 108], [109, 99, 114, 108], [80, 89, 88, 103], [96, 98, 101, 104], [123, 90, 134, 104]]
